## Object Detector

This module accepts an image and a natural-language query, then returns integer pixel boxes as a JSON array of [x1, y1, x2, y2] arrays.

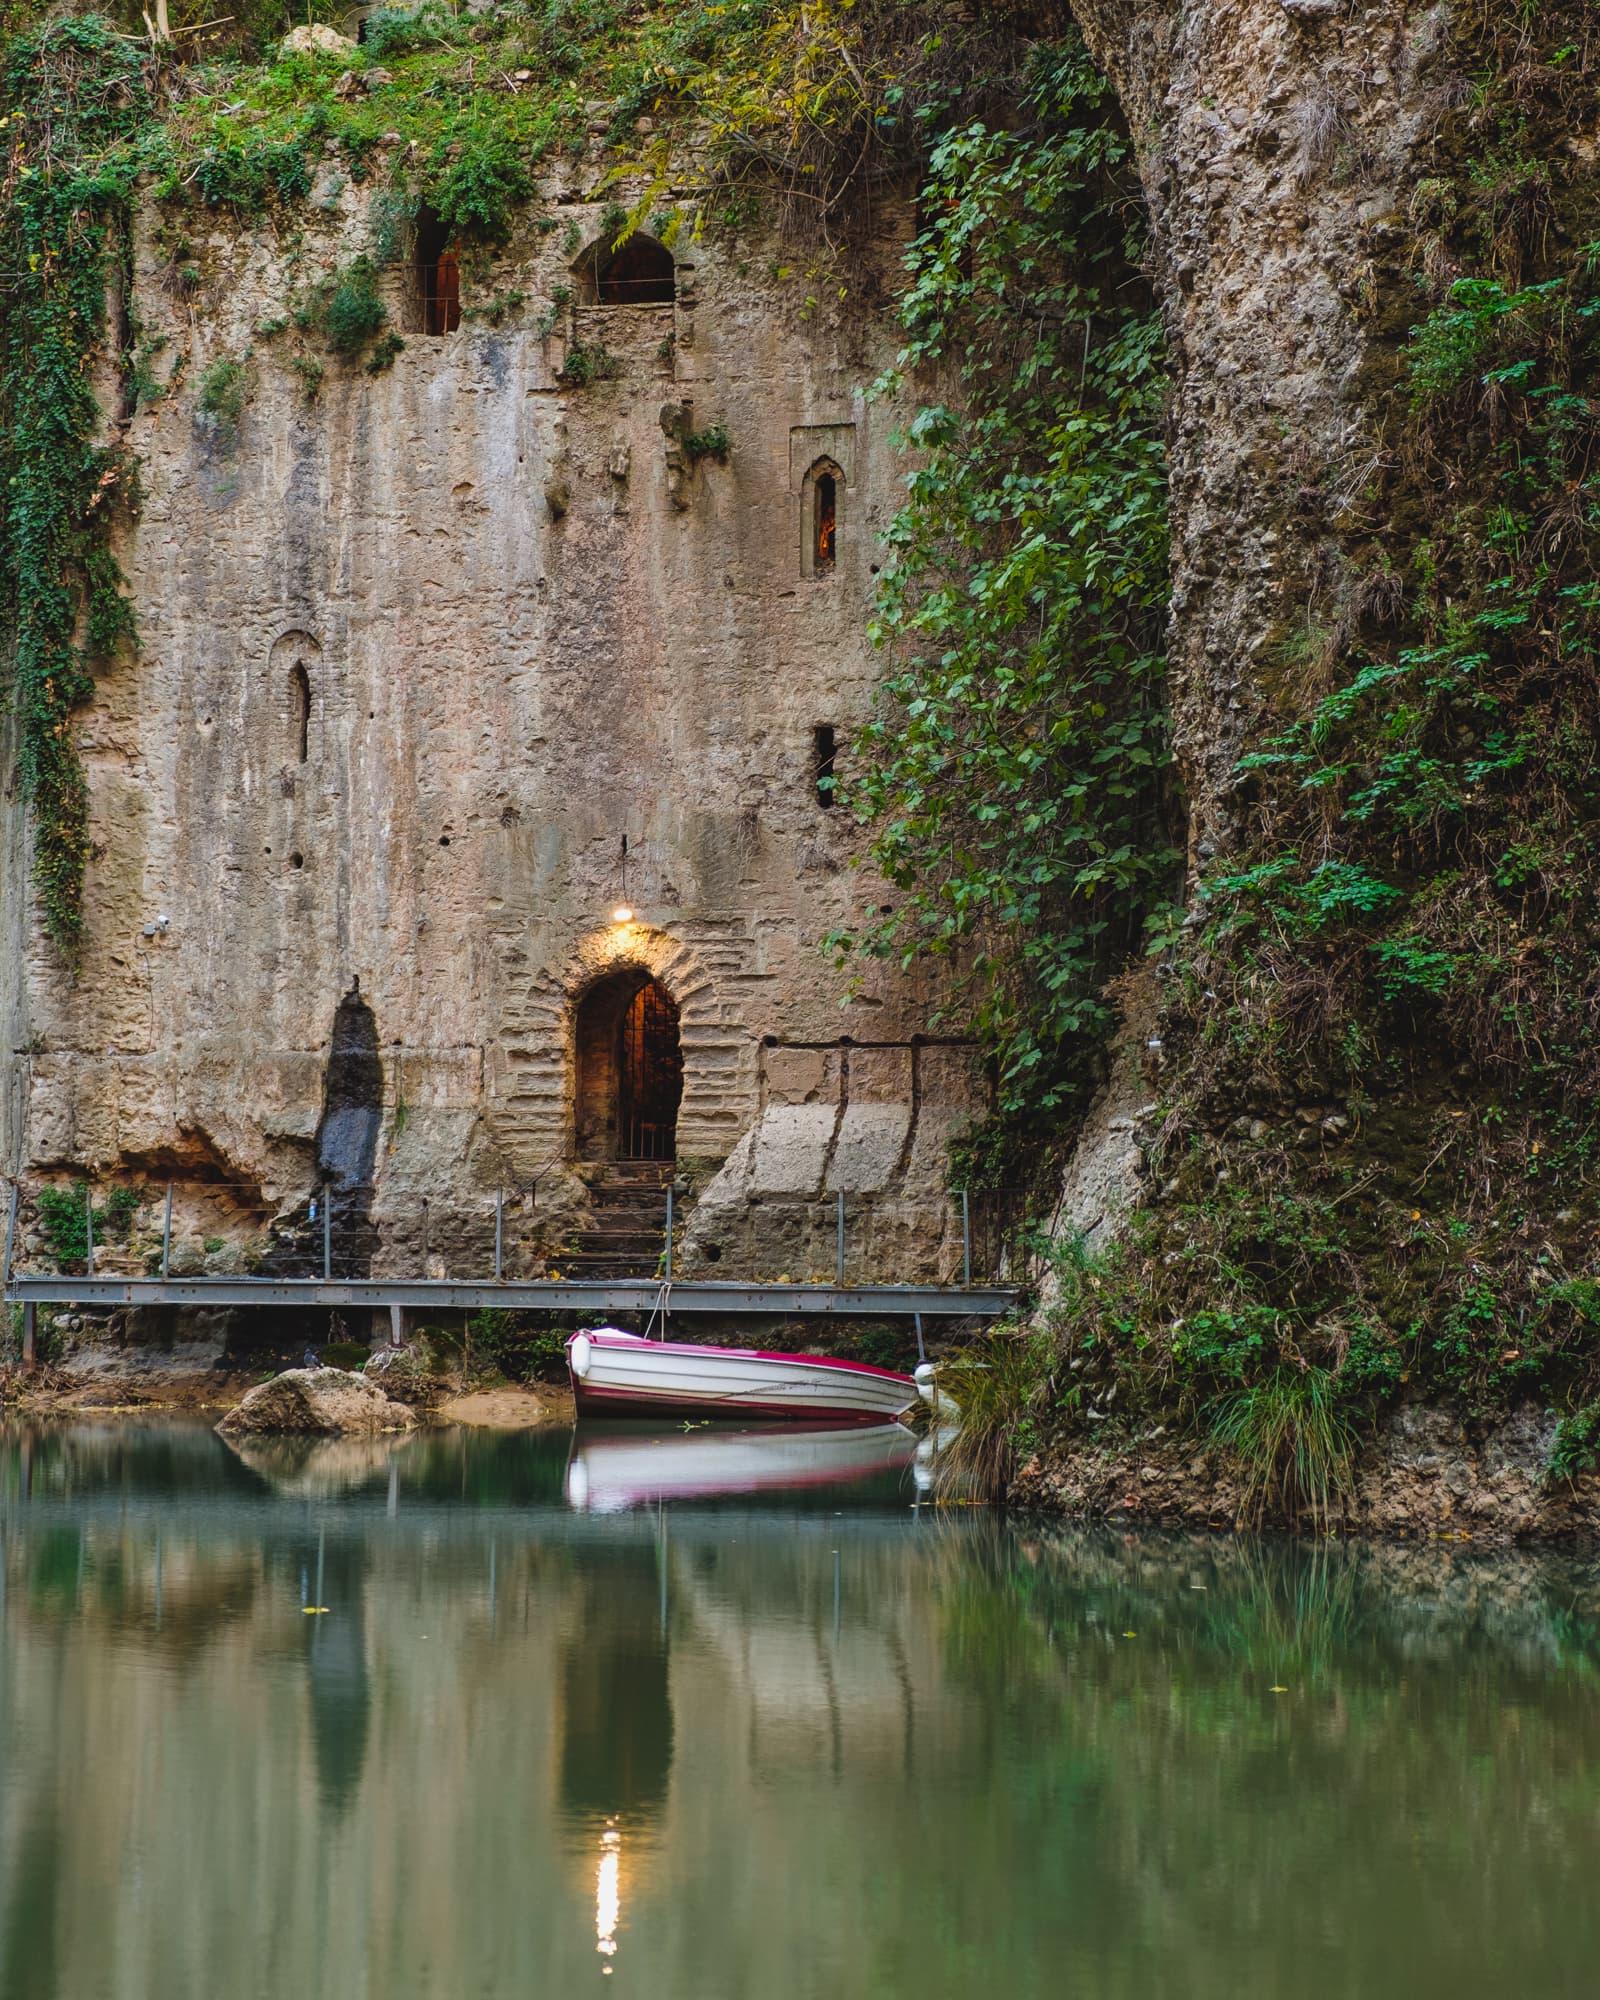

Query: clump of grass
[[931, 1327, 1047, 1503], [1209, 1364, 1356, 1529]]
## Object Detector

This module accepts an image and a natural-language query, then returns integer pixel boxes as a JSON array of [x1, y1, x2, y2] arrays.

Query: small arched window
[[577, 232, 676, 307], [290, 661, 311, 764], [802, 458, 842, 579], [814, 472, 837, 573]]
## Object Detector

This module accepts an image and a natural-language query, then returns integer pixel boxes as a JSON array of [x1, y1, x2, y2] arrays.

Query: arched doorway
[[575, 971, 683, 1161]]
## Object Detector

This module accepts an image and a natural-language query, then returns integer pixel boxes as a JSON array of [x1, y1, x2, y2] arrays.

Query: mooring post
[[836, 1188, 846, 1286], [322, 1184, 332, 1282], [2, 1181, 17, 1293], [664, 1185, 674, 1282], [494, 1188, 504, 1282], [85, 1183, 94, 1280], [161, 1183, 173, 1281], [21, 1302, 35, 1373], [961, 1188, 971, 1287]]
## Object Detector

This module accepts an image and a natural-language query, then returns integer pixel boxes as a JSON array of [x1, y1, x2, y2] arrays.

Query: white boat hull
[[567, 1328, 918, 1425]]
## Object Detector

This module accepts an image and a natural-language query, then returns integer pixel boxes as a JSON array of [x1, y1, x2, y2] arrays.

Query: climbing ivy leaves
[[833, 42, 1173, 1114], [1, 20, 150, 960]]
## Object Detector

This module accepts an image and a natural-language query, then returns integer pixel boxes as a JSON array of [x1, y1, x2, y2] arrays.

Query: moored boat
[[566, 1326, 919, 1425]]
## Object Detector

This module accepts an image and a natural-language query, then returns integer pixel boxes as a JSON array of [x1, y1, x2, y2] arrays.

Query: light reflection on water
[[0, 1417, 1597, 1999]]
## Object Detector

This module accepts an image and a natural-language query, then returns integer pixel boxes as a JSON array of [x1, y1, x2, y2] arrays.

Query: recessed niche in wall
[[416, 205, 461, 334], [574, 231, 676, 306], [268, 629, 323, 767], [812, 724, 837, 808], [791, 424, 856, 579]]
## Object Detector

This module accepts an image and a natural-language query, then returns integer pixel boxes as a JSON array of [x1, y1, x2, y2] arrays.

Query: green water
[[0, 1419, 1597, 1998]]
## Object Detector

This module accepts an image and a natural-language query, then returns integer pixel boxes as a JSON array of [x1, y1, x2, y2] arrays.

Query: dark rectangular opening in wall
[[416, 206, 460, 335], [813, 724, 836, 809]]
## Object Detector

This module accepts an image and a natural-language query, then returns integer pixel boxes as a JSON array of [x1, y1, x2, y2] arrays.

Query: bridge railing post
[[161, 1184, 173, 1281], [494, 1188, 504, 1282], [664, 1185, 674, 1282], [3, 1180, 17, 1294], [836, 1189, 846, 1286], [961, 1188, 971, 1287]]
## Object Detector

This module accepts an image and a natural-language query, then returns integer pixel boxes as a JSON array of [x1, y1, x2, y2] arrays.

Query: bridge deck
[[1, 1275, 1018, 1318]]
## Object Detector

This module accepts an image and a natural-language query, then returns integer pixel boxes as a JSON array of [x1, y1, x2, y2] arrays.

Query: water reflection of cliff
[[2, 1427, 1600, 1996], [558, 1548, 673, 1832]]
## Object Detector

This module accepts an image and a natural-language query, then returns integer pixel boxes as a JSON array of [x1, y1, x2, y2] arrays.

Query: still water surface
[[0, 1417, 1597, 1998]]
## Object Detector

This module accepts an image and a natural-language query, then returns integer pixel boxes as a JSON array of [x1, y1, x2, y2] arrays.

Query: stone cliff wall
[[1, 137, 984, 1283]]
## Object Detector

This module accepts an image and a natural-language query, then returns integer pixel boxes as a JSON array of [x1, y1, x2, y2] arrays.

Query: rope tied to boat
[[645, 1279, 673, 1341]]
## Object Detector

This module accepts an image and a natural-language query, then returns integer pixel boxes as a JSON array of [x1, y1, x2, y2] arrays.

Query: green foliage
[[360, 3, 467, 61], [187, 138, 310, 212], [36, 1180, 138, 1270], [932, 1327, 1051, 1502], [1547, 1401, 1600, 1484], [1209, 1367, 1356, 1529], [557, 338, 622, 387], [682, 423, 730, 462], [0, 18, 151, 956], [323, 256, 388, 355], [197, 354, 249, 445], [365, 330, 405, 374], [464, 1311, 567, 1384], [322, 1340, 371, 1370], [430, 131, 532, 246], [831, 40, 1173, 1115]]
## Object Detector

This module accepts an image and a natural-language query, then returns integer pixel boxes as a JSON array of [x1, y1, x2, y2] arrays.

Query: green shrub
[[365, 331, 405, 375], [429, 133, 532, 246], [683, 424, 730, 462], [557, 339, 622, 388], [189, 140, 310, 212], [36, 1182, 139, 1269], [324, 257, 388, 355], [1547, 1402, 1600, 1484], [464, 1311, 568, 1383], [361, 3, 466, 60], [322, 1340, 371, 1370], [197, 354, 248, 445]]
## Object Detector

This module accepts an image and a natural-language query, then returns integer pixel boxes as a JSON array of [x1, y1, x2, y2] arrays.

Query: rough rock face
[[1070, 0, 1444, 879], [0, 145, 983, 1284], [1011, 1402, 1600, 1546], [217, 1367, 416, 1436]]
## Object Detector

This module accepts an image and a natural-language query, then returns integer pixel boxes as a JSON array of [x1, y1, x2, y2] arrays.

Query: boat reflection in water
[[564, 1421, 920, 1513]]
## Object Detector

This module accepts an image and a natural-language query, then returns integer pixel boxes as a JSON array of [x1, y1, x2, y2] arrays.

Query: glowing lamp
[[612, 906, 634, 925]]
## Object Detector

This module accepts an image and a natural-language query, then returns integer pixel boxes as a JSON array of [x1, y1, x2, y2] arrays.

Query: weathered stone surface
[[0, 162, 983, 1283], [217, 1367, 416, 1436]]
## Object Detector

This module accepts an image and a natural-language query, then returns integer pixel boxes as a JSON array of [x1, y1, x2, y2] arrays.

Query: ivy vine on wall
[[0, 19, 151, 959], [829, 39, 1175, 1117]]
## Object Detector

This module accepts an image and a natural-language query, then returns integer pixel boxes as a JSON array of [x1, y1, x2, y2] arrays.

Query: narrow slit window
[[813, 724, 836, 809], [814, 471, 837, 573], [416, 206, 461, 335], [290, 661, 311, 764]]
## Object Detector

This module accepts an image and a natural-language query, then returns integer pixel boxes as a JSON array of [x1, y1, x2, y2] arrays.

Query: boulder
[[217, 1366, 415, 1437], [280, 23, 356, 57]]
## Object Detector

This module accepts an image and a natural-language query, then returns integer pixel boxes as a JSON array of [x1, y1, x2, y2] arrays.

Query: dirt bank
[[1012, 1404, 1600, 1545]]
